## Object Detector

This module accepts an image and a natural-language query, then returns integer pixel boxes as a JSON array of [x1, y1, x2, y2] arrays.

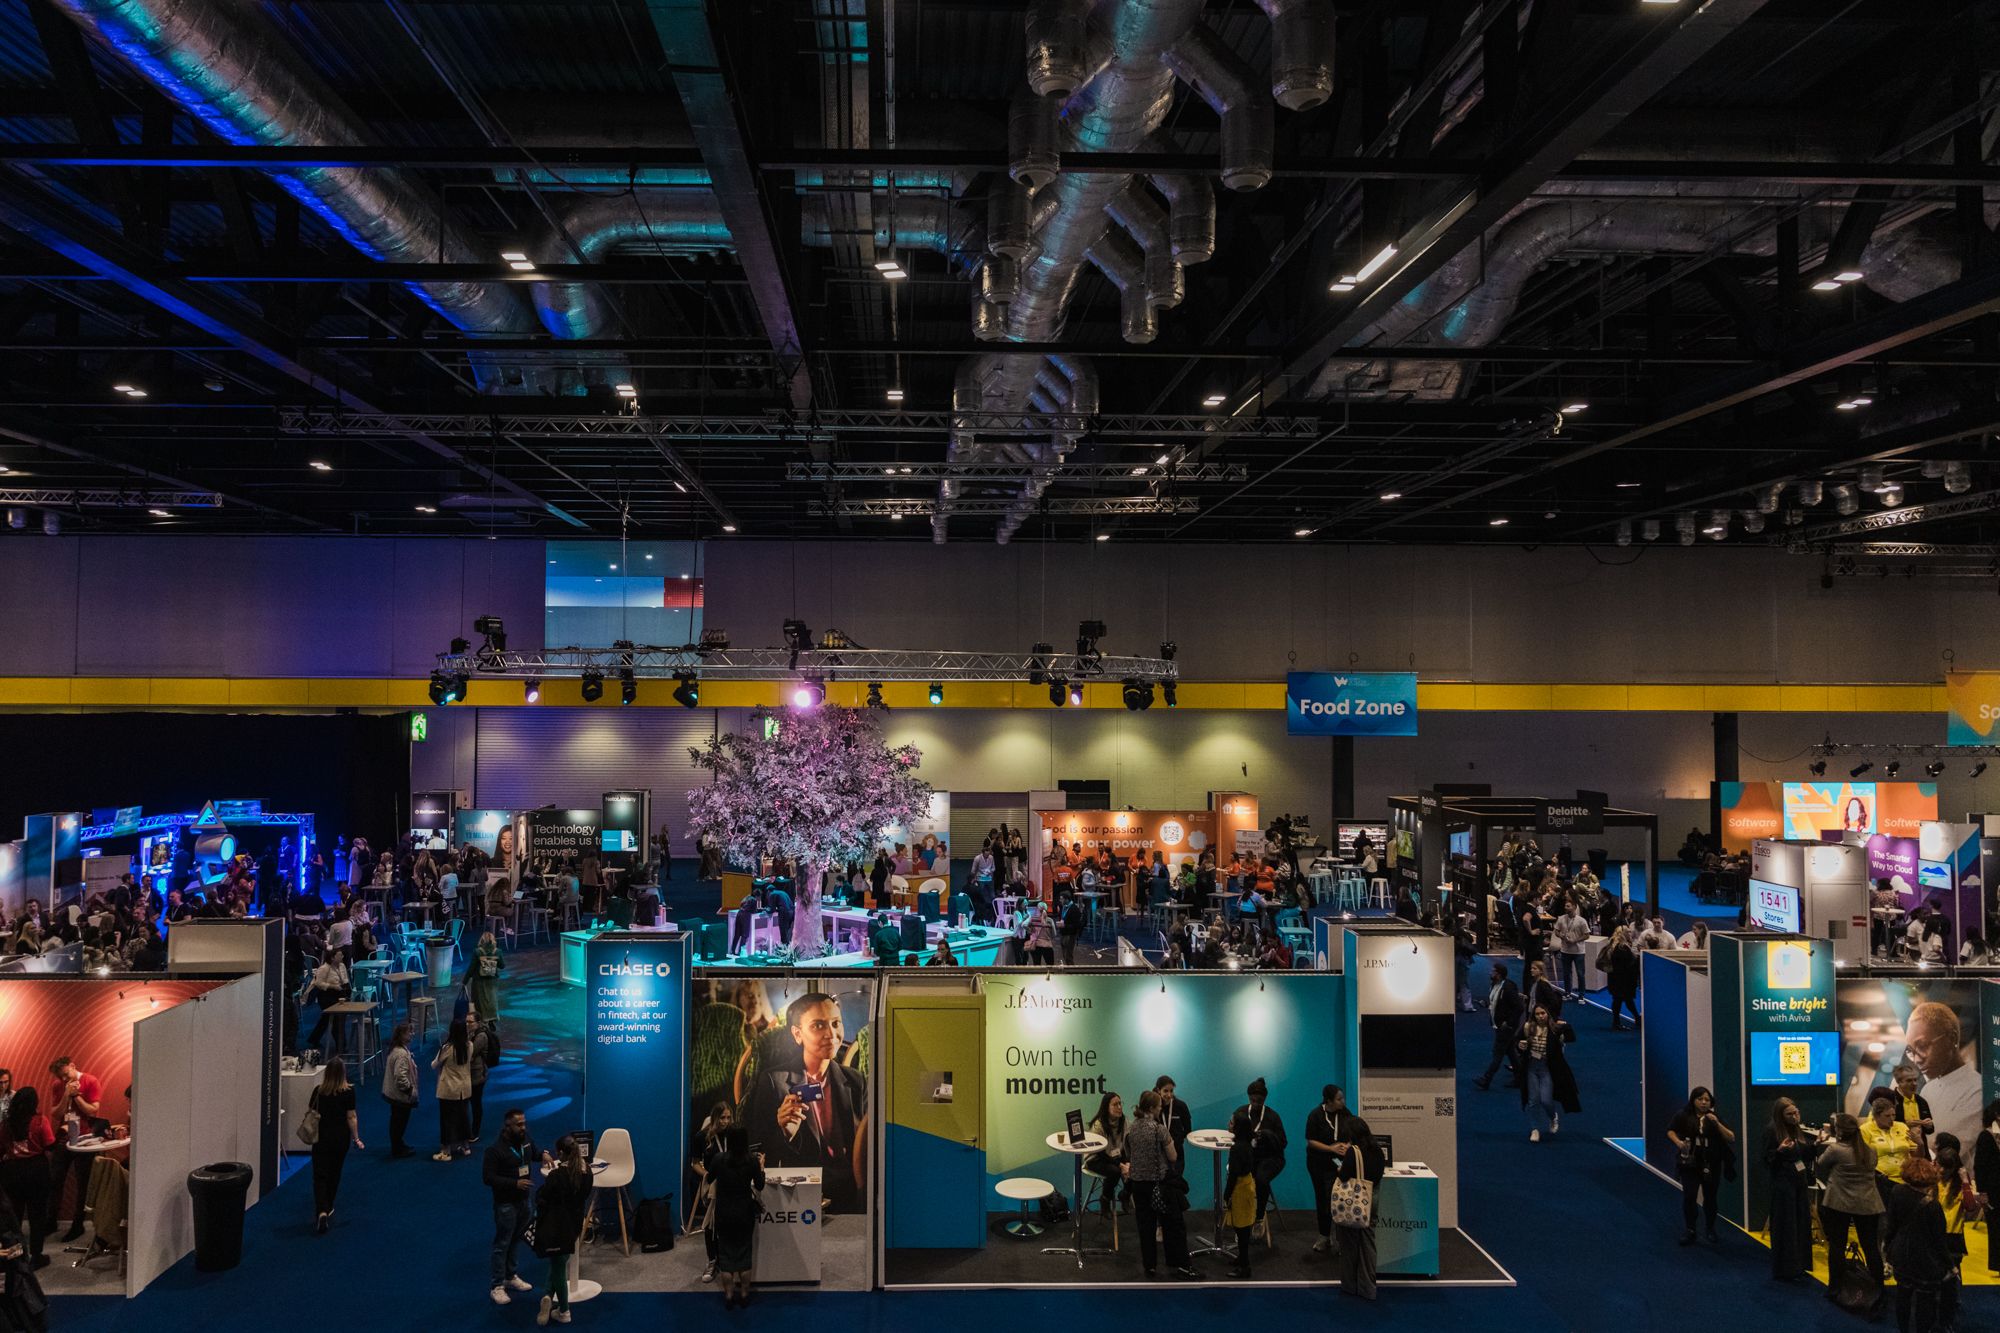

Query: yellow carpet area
[[1745, 1220, 1999, 1287]]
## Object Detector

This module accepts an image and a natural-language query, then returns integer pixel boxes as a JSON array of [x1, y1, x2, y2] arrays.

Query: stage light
[[1070, 684, 1084, 706], [1121, 678, 1154, 711], [428, 671, 453, 705], [524, 680, 541, 704], [783, 618, 812, 669], [928, 682, 944, 706], [41, 511, 57, 535], [792, 679, 825, 709], [620, 673, 637, 706], [673, 673, 700, 708], [1028, 643, 1052, 686], [1925, 761, 1945, 777], [450, 637, 470, 655], [1162, 681, 1177, 708], [1159, 641, 1176, 662], [474, 615, 507, 652], [580, 670, 604, 702], [1886, 761, 1901, 778], [1050, 679, 1067, 707], [1077, 620, 1106, 660], [1849, 762, 1873, 778], [5, 509, 22, 529], [1808, 760, 1827, 777], [866, 681, 886, 710], [1973, 763, 1989, 780]]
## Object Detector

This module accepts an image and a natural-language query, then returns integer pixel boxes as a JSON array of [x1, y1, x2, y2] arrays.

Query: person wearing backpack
[[307, 1057, 361, 1234], [381, 1023, 420, 1158], [470, 930, 505, 1029]]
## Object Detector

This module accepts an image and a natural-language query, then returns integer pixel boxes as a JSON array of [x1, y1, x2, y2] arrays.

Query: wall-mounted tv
[[1358, 1013, 1456, 1069]]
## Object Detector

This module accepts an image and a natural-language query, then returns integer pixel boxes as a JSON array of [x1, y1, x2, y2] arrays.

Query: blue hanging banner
[[1286, 671, 1419, 736], [584, 932, 690, 1201]]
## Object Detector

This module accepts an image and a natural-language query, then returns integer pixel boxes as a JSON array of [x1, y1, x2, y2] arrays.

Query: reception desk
[[698, 925, 1013, 970], [754, 1168, 823, 1284], [560, 924, 677, 985], [1376, 1163, 1440, 1276]]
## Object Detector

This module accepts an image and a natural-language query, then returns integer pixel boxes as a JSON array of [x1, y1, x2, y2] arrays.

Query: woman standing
[[0, 1087, 52, 1268], [532, 1134, 594, 1326], [1221, 1108, 1264, 1278], [1974, 1098, 2000, 1276], [1816, 1112, 1886, 1308], [470, 931, 504, 1031], [432, 1021, 474, 1161], [1885, 1158, 1952, 1333], [1666, 1086, 1735, 1244], [305, 947, 351, 1052], [1932, 1131, 1972, 1329], [1763, 1097, 1821, 1280], [707, 1126, 765, 1309], [1600, 927, 1640, 1032], [1861, 1088, 1918, 1207], [1123, 1090, 1190, 1278], [468, 1013, 500, 1142], [309, 1057, 362, 1234], [1329, 1115, 1386, 1300], [1086, 1092, 1129, 1216], [381, 1023, 419, 1158], [1515, 1002, 1579, 1143]]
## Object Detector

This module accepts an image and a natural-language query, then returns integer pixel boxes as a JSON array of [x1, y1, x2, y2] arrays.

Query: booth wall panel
[[471, 709, 716, 855]]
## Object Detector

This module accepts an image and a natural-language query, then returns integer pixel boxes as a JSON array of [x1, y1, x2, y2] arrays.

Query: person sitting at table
[[739, 991, 868, 1213], [1229, 1077, 1287, 1224], [924, 937, 958, 967], [1258, 932, 1293, 970]]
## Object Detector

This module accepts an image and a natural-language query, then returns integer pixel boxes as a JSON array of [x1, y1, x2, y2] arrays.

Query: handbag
[[1328, 1175, 1374, 1229], [295, 1088, 321, 1148], [1829, 1264, 1879, 1314]]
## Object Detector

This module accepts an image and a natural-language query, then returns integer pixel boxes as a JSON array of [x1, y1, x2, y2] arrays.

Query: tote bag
[[1328, 1175, 1374, 1229], [295, 1088, 321, 1148]]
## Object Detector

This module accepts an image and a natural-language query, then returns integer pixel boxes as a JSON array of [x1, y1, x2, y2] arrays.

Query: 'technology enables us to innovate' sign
[[1286, 671, 1419, 737]]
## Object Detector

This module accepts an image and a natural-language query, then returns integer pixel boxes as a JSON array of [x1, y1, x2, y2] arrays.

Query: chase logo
[[802, 1208, 818, 1225], [597, 961, 673, 978]]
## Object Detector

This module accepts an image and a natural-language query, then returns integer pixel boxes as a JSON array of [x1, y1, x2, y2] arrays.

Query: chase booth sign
[[1286, 672, 1419, 736]]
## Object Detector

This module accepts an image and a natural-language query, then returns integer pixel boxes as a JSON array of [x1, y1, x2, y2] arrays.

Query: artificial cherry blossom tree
[[687, 706, 932, 955]]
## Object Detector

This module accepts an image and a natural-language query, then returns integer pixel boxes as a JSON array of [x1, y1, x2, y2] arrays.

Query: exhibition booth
[[573, 921, 1502, 1293], [0, 917, 280, 1297], [1627, 931, 2000, 1281], [77, 800, 316, 900]]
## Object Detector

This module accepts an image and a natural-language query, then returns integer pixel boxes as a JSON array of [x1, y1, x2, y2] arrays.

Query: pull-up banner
[[585, 931, 689, 1200], [1286, 672, 1418, 737]]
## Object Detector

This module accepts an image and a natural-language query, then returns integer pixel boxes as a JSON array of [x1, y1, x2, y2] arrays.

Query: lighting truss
[[277, 409, 1321, 441], [1821, 542, 2000, 581], [813, 496, 1198, 518], [0, 488, 223, 508], [436, 644, 1180, 685], [1810, 742, 2000, 758], [786, 462, 1248, 482], [1784, 489, 2000, 548]]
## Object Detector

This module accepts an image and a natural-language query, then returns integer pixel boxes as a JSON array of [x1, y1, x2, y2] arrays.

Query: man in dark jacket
[[740, 992, 869, 1213], [480, 1109, 549, 1306], [1059, 896, 1086, 966], [1474, 962, 1525, 1090]]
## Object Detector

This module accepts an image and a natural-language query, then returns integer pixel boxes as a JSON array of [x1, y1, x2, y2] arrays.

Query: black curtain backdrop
[[0, 712, 408, 853]]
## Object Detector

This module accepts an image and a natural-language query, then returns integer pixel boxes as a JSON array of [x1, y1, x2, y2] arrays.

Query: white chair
[[917, 877, 948, 897], [1367, 877, 1393, 911], [595, 1127, 637, 1255]]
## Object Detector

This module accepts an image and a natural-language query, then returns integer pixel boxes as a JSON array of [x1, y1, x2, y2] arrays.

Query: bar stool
[[1367, 877, 1393, 911], [1080, 1164, 1121, 1251]]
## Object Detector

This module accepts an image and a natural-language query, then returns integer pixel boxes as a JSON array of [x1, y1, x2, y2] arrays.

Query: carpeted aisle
[[53, 938, 1988, 1332]]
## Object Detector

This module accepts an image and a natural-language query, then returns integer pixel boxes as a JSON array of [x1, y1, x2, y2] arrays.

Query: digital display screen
[[1750, 1030, 1840, 1086], [1358, 1013, 1456, 1069], [600, 829, 638, 854], [1782, 781, 1875, 839], [1747, 878, 1801, 933]]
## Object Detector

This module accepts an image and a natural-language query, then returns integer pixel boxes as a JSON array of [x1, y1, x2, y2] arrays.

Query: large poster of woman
[[688, 976, 874, 1214], [1836, 977, 1989, 1150]]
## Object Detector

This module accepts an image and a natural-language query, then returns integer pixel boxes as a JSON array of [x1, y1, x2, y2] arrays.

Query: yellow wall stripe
[[0, 677, 1966, 714]]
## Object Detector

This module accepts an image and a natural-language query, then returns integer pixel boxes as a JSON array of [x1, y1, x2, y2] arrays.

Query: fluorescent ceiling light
[[147, 508, 170, 517], [1293, 527, 1313, 538], [1328, 279, 1356, 293], [1560, 402, 1588, 415], [673, 481, 687, 493], [1354, 245, 1397, 282], [1615, 481, 1641, 489], [874, 259, 900, 272], [1812, 278, 1842, 291], [308, 460, 332, 471], [1155, 453, 1170, 465], [721, 523, 738, 533], [1202, 394, 1226, 407], [882, 267, 907, 280], [124, 389, 147, 398], [885, 389, 904, 402], [506, 260, 537, 272], [1379, 491, 1401, 501], [1130, 466, 1148, 476], [882, 466, 898, 475], [1849, 395, 1872, 406], [415, 505, 436, 514], [899, 466, 912, 474], [1488, 517, 1509, 526], [1095, 533, 1110, 542], [499, 250, 529, 262], [1834, 270, 1864, 282], [891, 511, 904, 521]]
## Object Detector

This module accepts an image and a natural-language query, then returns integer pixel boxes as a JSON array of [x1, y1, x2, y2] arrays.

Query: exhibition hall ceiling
[[0, 0, 1992, 558]]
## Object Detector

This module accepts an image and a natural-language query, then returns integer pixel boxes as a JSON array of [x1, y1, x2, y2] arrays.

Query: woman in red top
[[0, 1085, 53, 1268]]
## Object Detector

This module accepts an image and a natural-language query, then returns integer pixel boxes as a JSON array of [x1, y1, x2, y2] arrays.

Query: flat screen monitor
[[1747, 878, 1801, 933], [1750, 1030, 1840, 1086], [1358, 1013, 1455, 1069], [1335, 822, 1388, 859], [600, 829, 638, 854]]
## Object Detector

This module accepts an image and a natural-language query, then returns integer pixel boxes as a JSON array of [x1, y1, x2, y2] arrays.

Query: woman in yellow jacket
[[1861, 1087, 1918, 1209]]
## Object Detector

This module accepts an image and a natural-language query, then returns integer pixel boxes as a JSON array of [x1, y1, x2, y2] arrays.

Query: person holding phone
[[1667, 1086, 1736, 1244], [739, 992, 868, 1212]]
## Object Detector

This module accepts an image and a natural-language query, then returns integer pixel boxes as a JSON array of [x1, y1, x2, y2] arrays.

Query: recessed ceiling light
[[614, 383, 635, 392], [1834, 270, 1864, 283], [609, 563, 618, 570], [680, 573, 691, 580], [415, 505, 436, 513], [882, 267, 907, 280], [1202, 393, 1226, 407], [645, 553, 653, 560], [873, 259, 900, 272], [1560, 402, 1587, 414], [1095, 533, 1110, 542], [147, 508, 169, 517], [1615, 481, 1641, 489], [1488, 517, 1509, 526], [1354, 244, 1397, 282], [886, 388, 904, 402], [308, 460, 332, 471], [1293, 527, 1313, 538], [721, 523, 737, 533], [1328, 279, 1356, 293], [499, 250, 528, 263], [506, 260, 537, 272], [1812, 278, 1842, 291], [1379, 491, 1402, 501]]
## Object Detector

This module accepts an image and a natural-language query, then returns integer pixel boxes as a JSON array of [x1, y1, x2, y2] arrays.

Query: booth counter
[[561, 924, 678, 985], [698, 925, 1013, 970], [1377, 1164, 1441, 1277]]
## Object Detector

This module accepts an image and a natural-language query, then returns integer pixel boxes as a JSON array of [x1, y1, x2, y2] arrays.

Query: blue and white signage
[[585, 931, 690, 1201], [1286, 672, 1419, 736]]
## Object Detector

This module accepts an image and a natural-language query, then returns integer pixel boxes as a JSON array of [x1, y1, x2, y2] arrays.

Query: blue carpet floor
[[54, 930, 1983, 1332]]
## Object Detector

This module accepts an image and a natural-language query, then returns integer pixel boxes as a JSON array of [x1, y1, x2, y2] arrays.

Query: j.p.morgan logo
[[1360, 957, 1392, 970], [1381, 1217, 1430, 1233], [1004, 992, 1093, 1012], [597, 961, 673, 978]]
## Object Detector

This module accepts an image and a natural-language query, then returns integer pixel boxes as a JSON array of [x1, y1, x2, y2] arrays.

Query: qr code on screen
[[1434, 1097, 1455, 1118]]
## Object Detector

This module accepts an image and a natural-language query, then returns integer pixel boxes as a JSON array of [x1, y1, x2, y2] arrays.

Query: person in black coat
[[706, 1126, 766, 1309], [1155, 1075, 1191, 1174], [1303, 1085, 1355, 1253], [1668, 1087, 1736, 1244], [1763, 1097, 1822, 1280], [1228, 1078, 1287, 1220], [1515, 1003, 1579, 1141], [738, 992, 868, 1213], [531, 1135, 595, 1323], [1474, 963, 1525, 1091], [1329, 1115, 1387, 1300], [1974, 1098, 2000, 1276], [1884, 1158, 1952, 1332], [1601, 927, 1641, 1031]]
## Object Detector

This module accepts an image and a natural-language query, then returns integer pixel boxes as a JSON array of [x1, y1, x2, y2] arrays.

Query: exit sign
[[410, 712, 428, 742]]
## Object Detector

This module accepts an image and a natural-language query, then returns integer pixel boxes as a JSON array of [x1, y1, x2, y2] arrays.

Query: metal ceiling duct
[[1084, 229, 1158, 343], [1253, 0, 1335, 110], [48, 0, 532, 349], [1027, 0, 1090, 96]]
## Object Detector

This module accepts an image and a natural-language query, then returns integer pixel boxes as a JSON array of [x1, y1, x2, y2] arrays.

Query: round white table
[[1041, 1130, 1109, 1268], [1186, 1127, 1235, 1257], [996, 1176, 1053, 1239], [568, 1159, 612, 1304], [67, 1137, 131, 1155]]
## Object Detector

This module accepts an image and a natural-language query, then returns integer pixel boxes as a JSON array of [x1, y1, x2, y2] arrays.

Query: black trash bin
[[187, 1161, 253, 1271]]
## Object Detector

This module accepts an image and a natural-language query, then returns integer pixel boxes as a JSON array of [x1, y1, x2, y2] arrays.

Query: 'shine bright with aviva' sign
[[1286, 671, 1419, 736]]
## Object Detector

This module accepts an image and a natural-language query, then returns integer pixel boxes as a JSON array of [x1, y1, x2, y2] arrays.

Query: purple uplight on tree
[[687, 706, 932, 956]]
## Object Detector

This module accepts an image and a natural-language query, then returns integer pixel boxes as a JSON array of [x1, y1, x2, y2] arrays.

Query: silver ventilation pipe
[[1252, 0, 1335, 111], [1164, 25, 1276, 192], [1146, 137, 1217, 264], [1083, 230, 1158, 343], [1009, 87, 1063, 190], [936, 358, 996, 542], [997, 354, 1098, 544], [989, 179, 1035, 260], [1027, 0, 1090, 96], [47, 0, 532, 347], [1104, 180, 1184, 309]]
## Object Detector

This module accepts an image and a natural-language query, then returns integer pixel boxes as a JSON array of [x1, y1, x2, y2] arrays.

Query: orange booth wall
[[1210, 792, 1262, 864], [1037, 809, 1218, 900]]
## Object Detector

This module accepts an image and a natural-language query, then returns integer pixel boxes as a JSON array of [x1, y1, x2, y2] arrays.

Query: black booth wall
[[0, 712, 407, 851]]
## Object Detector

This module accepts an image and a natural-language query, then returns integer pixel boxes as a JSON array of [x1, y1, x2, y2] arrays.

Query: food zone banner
[[1286, 672, 1418, 736]]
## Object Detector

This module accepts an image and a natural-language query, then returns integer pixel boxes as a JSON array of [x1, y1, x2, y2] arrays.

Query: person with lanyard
[[1153, 1075, 1190, 1172], [1329, 1115, 1387, 1300], [1862, 1087, 1919, 1208], [1763, 1097, 1822, 1281], [1515, 1001, 1578, 1143], [1667, 1086, 1736, 1244], [1891, 1061, 1935, 1149], [481, 1108, 550, 1307], [1303, 1085, 1352, 1255], [1229, 1078, 1287, 1230]]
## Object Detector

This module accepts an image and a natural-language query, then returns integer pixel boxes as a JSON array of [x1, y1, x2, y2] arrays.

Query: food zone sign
[[1286, 672, 1419, 737]]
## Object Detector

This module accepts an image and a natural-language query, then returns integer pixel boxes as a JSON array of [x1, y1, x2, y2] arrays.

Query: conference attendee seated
[[739, 992, 867, 1212], [1229, 1078, 1287, 1221]]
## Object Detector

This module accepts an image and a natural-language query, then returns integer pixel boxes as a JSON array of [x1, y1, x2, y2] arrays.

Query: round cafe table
[[1041, 1130, 1109, 1268], [996, 1177, 1053, 1238], [1185, 1127, 1235, 1256], [568, 1159, 612, 1303]]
